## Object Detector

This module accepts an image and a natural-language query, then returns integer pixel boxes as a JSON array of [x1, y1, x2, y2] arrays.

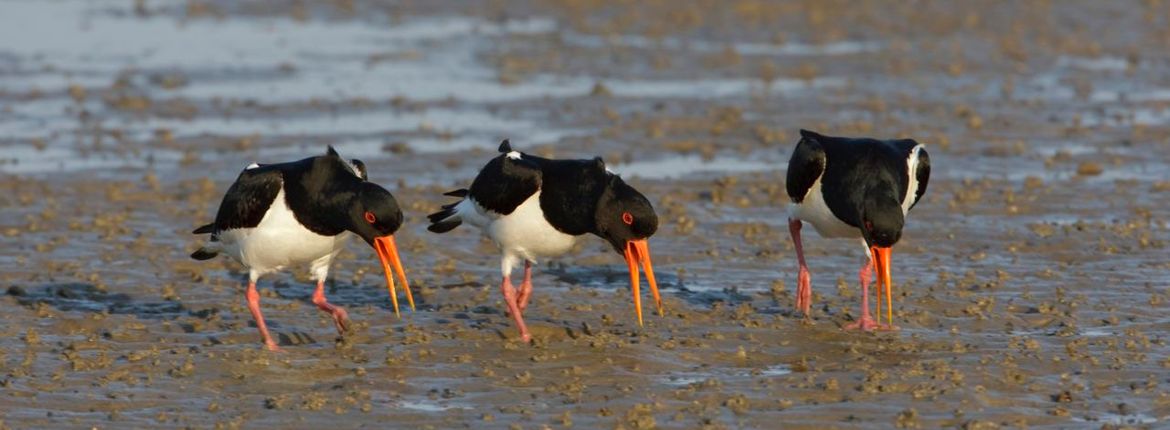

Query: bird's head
[[858, 184, 905, 329], [596, 175, 659, 253], [595, 174, 662, 326], [860, 185, 904, 248], [349, 182, 413, 316], [350, 182, 404, 243]]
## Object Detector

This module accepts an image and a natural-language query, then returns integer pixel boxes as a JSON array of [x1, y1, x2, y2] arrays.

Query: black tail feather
[[427, 219, 461, 233], [190, 248, 218, 260], [192, 223, 215, 234], [427, 190, 466, 233]]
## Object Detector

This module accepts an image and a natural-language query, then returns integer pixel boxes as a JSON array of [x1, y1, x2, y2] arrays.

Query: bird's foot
[[312, 287, 351, 335], [843, 316, 881, 331], [330, 307, 351, 335], [263, 340, 285, 352], [799, 314, 816, 326]]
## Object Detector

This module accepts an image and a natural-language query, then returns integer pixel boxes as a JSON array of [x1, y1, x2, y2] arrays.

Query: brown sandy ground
[[1, 0, 1169, 428]]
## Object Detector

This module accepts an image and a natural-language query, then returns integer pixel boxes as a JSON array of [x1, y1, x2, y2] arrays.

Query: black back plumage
[[428, 140, 656, 247], [206, 167, 284, 235], [196, 147, 377, 239], [535, 157, 611, 235], [786, 129, 930, 229], [464, 140, 543, 216], [467, 141, 612, 235]]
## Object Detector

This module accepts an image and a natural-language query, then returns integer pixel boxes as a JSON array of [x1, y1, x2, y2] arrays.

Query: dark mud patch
[[7, 282, 205, 320]]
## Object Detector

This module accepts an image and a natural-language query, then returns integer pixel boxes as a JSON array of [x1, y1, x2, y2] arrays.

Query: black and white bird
[[427, 140, 661, 342], [785, 129, 930, 331], [191, 147, 414, 351]]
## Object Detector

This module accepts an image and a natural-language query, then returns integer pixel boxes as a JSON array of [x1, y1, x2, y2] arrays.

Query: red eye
[[622, 212, 634, 225], [364, 211, 377, 224], [864, 221, 873, 231]]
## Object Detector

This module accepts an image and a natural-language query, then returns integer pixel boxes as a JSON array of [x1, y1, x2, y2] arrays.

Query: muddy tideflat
[[1, 1, 1168, 428]]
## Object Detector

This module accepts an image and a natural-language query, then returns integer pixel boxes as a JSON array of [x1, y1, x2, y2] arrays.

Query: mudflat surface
[[1, 1, 1168, 428]]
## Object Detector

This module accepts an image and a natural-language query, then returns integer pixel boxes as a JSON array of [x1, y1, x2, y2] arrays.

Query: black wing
[[909, 147, 930, 211], [209, 166, 284, 234], [537, 157, 610, 235], [467, 151, 542, 215], [786, 129, 827, 203]]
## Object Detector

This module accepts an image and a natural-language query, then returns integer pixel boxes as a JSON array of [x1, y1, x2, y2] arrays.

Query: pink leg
[[246, 281, 282, 351], [500, 275, 531, 342], [516, 261, 534, 312], [789, 218, 813, 317], [860, 257, 875, 286], [311, 279, 350, 335], [844, 253, 880, 331]]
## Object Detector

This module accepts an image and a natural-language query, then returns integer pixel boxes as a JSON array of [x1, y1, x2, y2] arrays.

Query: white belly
[[487, 191, 579, 261], [788, 179, 860, 239], [218, 189, 350, 279]]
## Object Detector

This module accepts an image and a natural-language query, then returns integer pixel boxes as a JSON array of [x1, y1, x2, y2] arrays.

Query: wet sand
[[1, 1, 1169, 428]]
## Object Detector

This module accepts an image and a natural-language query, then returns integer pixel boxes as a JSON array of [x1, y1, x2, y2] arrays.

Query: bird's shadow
[[7, 282, 334, 346], [269, 278, 435, 314], [6, 283, 214, 321], [542, 263, 759, 310]]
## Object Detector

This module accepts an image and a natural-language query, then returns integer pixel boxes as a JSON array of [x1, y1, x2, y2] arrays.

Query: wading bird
[[785, 129, 930, 330], [427, 140, 661, 342], [191, 147, 413, 351]]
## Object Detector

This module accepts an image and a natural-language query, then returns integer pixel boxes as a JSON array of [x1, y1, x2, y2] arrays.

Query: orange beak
[[870, 246, 893, 326], [374, 235, 414, 317], [624, 239, 663, 326]]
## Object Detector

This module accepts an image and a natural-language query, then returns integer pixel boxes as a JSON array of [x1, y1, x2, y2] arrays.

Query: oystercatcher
[[191, 147, 414, 351], [785, 129, 930, 330], [427, 140, 661, 342]]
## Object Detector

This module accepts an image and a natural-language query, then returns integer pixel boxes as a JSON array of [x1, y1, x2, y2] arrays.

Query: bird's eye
[[864, 220, 873, 231], [364, 211, 377, 224], [622, 212, 634, 225]]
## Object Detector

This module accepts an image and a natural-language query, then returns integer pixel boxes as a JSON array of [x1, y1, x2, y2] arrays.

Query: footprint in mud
[[206, 330, 318, 348], [278, 331, 318, 347]]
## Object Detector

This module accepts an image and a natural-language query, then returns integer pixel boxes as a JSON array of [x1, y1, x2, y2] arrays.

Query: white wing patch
[[245, 163, 260, 170], [506, 151, 522, 160], [344, 159, 362, 178], [902, 145, 923, 214]]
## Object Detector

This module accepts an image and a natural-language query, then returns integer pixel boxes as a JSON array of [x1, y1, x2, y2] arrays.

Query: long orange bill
[[624, 239, 663, 327], [871, 246, 893, 326], [374, 235, 414, 317]]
